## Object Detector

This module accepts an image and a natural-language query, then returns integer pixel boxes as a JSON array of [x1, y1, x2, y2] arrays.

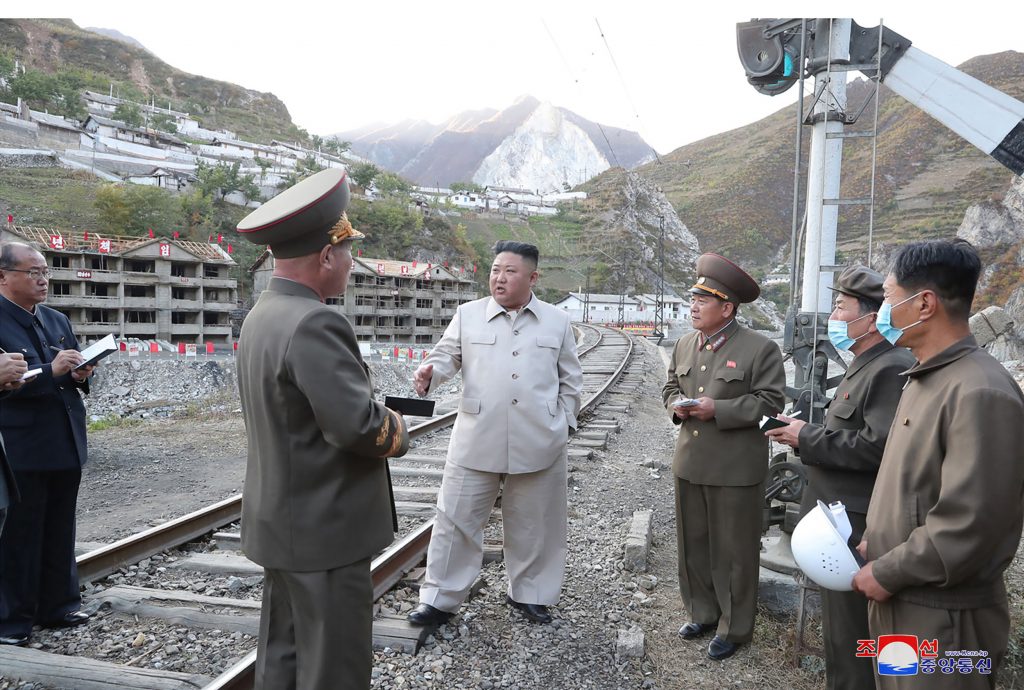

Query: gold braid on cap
[[329, 213, 355, 245], [692, 282, 730, 301]]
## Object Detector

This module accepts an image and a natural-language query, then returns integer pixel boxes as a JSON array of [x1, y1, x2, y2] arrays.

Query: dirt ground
[[73, 351, 1024, 689], [77, 411, 248, 543]]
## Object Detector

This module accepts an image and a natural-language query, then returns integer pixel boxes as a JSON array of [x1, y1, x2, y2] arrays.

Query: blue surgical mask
[[827, 312, 873, 351], [876, 292, 923, 346]]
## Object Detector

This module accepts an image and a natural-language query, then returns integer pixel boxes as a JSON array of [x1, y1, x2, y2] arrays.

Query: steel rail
[[74, 323, 627, 689], [202, 324, 633, 689]]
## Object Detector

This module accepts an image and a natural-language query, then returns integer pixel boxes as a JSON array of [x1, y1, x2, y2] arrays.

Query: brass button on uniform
[[700, 365, 707, 372], [698, 386, 704, 393], [902, 418, 909, 425], [692, 430, 699, 437], [705, 344, 712, 351]]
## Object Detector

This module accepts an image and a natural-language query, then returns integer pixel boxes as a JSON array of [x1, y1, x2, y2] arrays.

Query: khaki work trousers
[[419, 459, 568, 612]]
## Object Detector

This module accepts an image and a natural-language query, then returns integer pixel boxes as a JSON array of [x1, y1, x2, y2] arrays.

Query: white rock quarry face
[[472, 102, 610, 191]]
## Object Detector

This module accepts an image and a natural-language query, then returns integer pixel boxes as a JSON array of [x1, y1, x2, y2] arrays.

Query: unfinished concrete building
[[1, 225, 238, 345], [251, 252, 479, 344]]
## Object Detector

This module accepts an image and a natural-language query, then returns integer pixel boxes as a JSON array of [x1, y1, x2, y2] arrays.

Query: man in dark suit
[[766, 265, 915, 690], [236, 168, 410, 690], [0, 241, 95, 647], [662, 253, 786, 661], [1, 351, 29, 537]]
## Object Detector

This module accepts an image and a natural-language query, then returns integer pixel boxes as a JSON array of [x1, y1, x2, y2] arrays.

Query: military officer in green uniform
[[853, 240, 1024, 689], [236, 168, 410, 690], [766, 265, 915, 690], [663, 253, 786, 660]]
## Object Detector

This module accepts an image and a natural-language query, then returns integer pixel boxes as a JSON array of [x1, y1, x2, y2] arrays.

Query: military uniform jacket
[[0, 295, 88, 472], [798, 340, 916, 515], [662, 320, 786, 486], [865, 336, 1024, 608], [237, 278, 409, 572], [425, 294, 582, 474]]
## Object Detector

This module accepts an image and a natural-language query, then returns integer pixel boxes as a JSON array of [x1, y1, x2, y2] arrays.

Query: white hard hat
[[791, 500, 862, 591]]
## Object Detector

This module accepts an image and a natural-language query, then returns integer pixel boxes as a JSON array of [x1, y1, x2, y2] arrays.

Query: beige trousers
[[419, 459, 568, 611]]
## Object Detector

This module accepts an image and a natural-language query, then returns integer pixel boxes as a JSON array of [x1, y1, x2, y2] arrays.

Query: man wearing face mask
[[765, 265, 914, 690], [852, 240, 1024, 689]]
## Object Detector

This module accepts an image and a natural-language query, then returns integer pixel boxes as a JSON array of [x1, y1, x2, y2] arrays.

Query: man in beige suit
[[663, 253, 786, 661], [407, 240, 582, 627], [853, 240, 1024, 689], [236, 168, 410, 690]]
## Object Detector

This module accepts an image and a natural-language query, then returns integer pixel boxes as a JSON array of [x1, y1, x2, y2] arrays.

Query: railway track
[[0, 324, 635, 690]]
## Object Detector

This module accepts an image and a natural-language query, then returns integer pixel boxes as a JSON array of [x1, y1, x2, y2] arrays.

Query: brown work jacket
[[866, 336, 1024, 608]]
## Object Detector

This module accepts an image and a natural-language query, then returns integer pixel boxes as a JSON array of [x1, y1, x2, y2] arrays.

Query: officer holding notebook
[[662, 252, 785, 661]]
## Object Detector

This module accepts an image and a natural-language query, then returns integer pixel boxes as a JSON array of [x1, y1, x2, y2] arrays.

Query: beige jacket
[[425, 294, 582, 474]]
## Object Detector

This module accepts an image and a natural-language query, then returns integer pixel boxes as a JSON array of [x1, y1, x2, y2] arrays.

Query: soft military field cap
[[689, 253, 760, 304], [829, 265, 884, 304], [236, 168, 364, 259]]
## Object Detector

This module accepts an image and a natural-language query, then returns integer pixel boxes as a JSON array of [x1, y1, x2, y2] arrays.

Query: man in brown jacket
[[663, 253, 786, 660], [767, 265, 915, 690], [236, 168, 410, 690], [853, 239, 1024, 689]]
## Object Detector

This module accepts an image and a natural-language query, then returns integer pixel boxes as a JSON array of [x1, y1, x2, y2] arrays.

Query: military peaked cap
[[690, 253, 760, 304], [237, 168, 364, 259], [829, 265, 884, 305]]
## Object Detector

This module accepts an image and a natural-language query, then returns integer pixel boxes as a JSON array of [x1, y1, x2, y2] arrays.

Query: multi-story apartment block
[[251, 252, 478, 344], [1, 225, 238, 345]]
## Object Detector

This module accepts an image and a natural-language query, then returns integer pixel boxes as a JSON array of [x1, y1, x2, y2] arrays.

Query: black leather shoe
[[707, 635, 740, 660], [407, 603, 452, 626], [0, 633, 29, 646], [506, 595, 552, 624], [678, 621, 715, 640], [41, 611, 90, 629]]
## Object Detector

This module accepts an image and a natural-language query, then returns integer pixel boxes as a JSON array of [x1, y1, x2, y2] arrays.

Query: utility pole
[[617, 245, 628, 328], [654, 214, 666, 343], [583, 266, 591, 324]]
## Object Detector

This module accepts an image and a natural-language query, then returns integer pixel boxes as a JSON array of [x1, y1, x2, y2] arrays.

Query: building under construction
[[1, 225, 238, 345], [251, 252, 479, 344]]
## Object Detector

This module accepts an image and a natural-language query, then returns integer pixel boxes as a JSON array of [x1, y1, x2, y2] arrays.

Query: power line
[[541, 17, 621, 170], [594, 18, 661, 165]]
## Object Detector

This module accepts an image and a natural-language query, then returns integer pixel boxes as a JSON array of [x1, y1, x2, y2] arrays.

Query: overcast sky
[[26, 2, 1024, 154]]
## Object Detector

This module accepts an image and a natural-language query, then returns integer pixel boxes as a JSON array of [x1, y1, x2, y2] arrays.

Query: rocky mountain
[[591, 51, 1024, 272], [335, 95, 655, 190], [82, 27, 149, 53], [0, 18, 304, 143]]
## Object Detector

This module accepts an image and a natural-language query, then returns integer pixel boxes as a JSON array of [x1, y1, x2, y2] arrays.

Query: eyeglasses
[[4, 268, 52, 280]]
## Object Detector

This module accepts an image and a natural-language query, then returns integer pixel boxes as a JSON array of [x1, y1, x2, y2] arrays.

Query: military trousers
[[674, 477, 762, 644], [256, 558, 373, 690], [820, 510, 875, 690], [419, 459, 568, 612], [868, 597, 1007, 690]]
